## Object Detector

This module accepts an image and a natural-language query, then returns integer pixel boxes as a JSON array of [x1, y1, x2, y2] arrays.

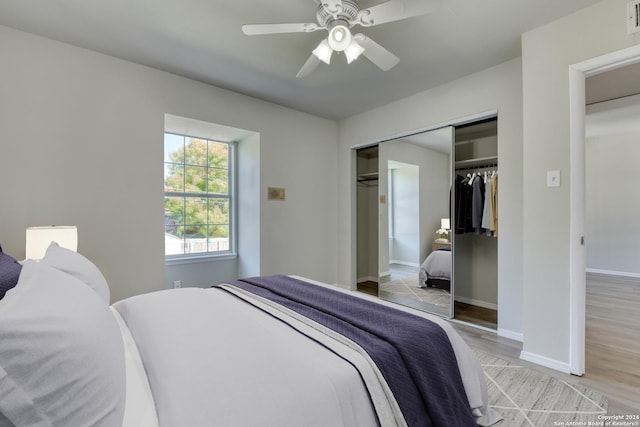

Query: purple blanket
[[223, 275, 476, 427]]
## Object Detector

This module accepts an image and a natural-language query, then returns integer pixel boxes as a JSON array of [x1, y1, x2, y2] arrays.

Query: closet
[[453, 118, 498, 329], [356, 145, 379, 294], [353, 118, 498, 331]]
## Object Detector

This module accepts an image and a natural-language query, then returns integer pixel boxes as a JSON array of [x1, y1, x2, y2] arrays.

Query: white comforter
[[112, 277, 500, 427]]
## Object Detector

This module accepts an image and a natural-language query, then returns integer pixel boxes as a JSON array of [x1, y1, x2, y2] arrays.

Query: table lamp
[[26, 226, 78, 260]]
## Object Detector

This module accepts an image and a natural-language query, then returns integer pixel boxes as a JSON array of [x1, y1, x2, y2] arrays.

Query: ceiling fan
[[242, 0, 442, 78]]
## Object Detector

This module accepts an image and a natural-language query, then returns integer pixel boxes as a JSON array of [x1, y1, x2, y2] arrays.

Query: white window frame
[[164, 132, 237, 262]]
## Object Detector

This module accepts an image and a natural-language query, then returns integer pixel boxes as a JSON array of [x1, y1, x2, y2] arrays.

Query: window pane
[[207, 225, 229, 252], [208, 167, 228, 194], [184, 138, 207, 166], [207, 199, 229, 225], [185, 197, 207, 226], [164, 164, 184, 192], [164, 134, 184, 163], [185, 166, 207, 193], [164, 197, 184, 229], [208, 141, 229, 168], [183, 225, 207, 254], [208, 224, 229, 239], [165, 226, 184, 255], [182, 224, 206, 238]]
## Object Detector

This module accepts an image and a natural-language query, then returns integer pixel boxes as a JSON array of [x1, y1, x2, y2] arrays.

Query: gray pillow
[[41, 242, 110, 304], [0, 261, 126, 426]]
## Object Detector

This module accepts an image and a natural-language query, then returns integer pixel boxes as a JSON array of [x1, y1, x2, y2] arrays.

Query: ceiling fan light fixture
[[328, 24, 352, 51], [312, 39, 333, 64], [344, 39, 364, 63]]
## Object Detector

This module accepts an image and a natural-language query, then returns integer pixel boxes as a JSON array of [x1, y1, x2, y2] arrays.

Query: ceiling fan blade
[[242, 22, 321, 36], [357, 0, 443, 27], [296, 54, 322, 78], [354, 34, 399, 71]]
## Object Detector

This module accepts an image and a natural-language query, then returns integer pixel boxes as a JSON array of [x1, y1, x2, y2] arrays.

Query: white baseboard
[[520, 351, 571, 374], [356, 276, 378, 283], [389, 260, 420, 268], [454, 295, 497, 311], [586, 268, 640, 279], [379, 271, 390, 278], [498, 328, 523, 342]]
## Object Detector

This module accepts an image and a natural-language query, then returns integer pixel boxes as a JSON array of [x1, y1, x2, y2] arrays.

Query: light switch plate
[[547, 170, 561, 187]]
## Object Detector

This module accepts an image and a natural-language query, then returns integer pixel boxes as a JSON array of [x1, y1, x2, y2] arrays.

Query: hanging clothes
[[489, 172, 498, 237], [481, 172, 493, 236], [471, 174, 485, 231], [455, 168, 497, 236], [455, 175, 474, 234]]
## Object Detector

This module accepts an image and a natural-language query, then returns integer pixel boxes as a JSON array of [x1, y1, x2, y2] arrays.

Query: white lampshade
[[328, 25, 352, 52], [26, 226, 78, 260], [344, 39, 364, 64], [440, 218, 450, 230], [312, 39, 333, 64]]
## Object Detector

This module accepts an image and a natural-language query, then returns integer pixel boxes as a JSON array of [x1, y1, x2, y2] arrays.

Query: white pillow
[[41, 242, 110, 304], [0, 261, 126, 426]]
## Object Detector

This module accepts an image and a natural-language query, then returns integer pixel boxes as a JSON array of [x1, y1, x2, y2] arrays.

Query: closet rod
[[455, 162, 498, 172]]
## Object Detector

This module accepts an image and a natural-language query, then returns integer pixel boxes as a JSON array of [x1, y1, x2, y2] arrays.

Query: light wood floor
[[453, 301, 497, 330], [584, 273, 640, 413], [359, 274, 640, 415], [453, 274, 640, 416]]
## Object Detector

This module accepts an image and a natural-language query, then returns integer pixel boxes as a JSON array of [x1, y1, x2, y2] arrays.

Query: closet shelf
[[455, 156, 498, 170], [357, 172, 379, 183]]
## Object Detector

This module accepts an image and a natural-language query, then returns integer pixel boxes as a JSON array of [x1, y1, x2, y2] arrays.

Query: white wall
[[454, 234, 498, 308], [337, 58, 524, 337], [585, 96, 640, 277], [521, 0, 640, 366], [0, 25, 338, 302]]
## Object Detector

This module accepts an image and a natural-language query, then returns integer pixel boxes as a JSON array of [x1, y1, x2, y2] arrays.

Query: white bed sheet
[[110, 276, 500, 427], [110, 307, 159, 427], [113, 286, 380, 427]]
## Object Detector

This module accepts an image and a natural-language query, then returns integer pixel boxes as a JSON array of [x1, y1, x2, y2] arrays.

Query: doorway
[[569, 44, 640, 375], [582, 68, 640, 398]]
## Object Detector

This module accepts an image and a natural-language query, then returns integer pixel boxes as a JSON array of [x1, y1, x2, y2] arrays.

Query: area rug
[[379, 274, 450, 307], [477, 351, 608, 426]]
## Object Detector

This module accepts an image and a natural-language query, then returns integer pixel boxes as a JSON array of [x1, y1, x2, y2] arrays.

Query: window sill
[[165, 253, 237, 266]]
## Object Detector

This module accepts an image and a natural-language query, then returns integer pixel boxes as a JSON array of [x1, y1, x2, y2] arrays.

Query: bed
[[0, 243, 500, 427], [419, 249, 452, 291]]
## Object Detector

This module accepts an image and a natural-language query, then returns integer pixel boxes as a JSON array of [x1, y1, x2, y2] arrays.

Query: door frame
[[568, 44, 640, 375]]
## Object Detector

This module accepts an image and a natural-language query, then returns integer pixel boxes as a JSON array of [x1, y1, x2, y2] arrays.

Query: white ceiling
[[0, 0, 603, 120]]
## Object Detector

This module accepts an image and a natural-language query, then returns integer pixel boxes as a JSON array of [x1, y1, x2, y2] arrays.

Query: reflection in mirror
[[377, 127, 454, 317]]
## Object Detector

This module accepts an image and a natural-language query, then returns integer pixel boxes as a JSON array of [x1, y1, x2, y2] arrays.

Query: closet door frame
[[350, 110, 499, 318]]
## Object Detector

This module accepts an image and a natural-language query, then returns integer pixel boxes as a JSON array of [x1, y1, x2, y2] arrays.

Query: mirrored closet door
[[377, 127, 454, 318]]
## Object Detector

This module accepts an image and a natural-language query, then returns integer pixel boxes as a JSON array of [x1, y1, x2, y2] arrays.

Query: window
[[164, 132, 235, 258]]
